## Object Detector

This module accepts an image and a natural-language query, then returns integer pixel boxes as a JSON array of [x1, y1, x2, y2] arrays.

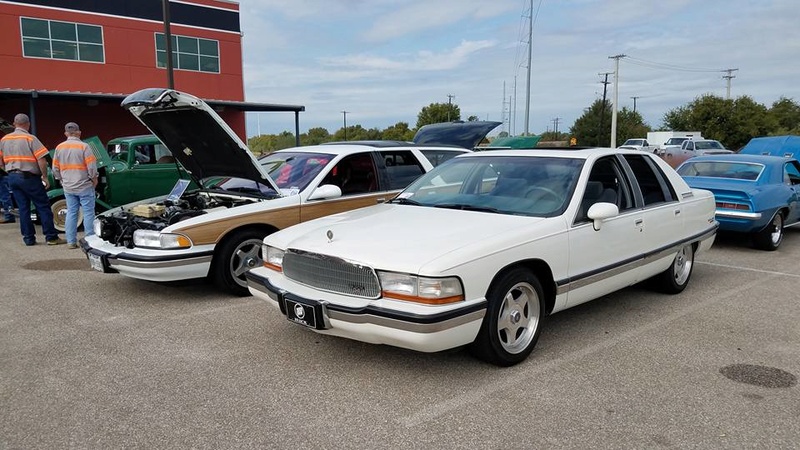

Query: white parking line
[[697, 261, 800, 278], [397, 273, 779, 428]]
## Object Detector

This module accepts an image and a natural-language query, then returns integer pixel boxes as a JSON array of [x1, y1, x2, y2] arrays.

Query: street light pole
[[341, 110, 348, 141], [609, 54, 626, 148], [162, 0, 175, 89]]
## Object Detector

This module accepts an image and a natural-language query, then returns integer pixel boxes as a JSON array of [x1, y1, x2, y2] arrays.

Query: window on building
[[20, 17, 104, 63], [156, 33, 219, 73]]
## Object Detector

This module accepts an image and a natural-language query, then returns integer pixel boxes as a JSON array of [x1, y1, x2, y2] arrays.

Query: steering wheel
[[524, 186, 561, 203]]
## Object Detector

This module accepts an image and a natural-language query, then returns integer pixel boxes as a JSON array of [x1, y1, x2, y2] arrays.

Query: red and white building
[[0, 0, 302, 148]]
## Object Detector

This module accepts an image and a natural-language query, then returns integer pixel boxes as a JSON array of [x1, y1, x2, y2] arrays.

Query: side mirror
[[308, 184, 342, 200], [587, 202, 619, 231]]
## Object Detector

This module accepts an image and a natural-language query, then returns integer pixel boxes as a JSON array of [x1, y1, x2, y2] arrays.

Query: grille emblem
[[294, 304, 306, 319]]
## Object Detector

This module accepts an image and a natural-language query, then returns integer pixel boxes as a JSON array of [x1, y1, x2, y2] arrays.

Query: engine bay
[[95, 191, 261, 248]]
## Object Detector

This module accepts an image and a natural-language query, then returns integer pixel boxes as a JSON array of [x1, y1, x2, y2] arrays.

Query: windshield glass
[[695, 141, 723, 150], [665, 138, 688, 145], [260, 151, 335, 192], [624, 139, 643, 146], [393, 155, 583, 217], [677, 161, 763, 180], [202, 177, 280, 197], [107, 143, 128, 162]]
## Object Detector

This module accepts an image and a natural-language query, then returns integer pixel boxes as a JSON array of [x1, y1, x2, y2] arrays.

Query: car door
[[782, 161, 800, 224], [300, 152, 390, 222], [621, 154, 684, 279], [566, 155, 644, 308]]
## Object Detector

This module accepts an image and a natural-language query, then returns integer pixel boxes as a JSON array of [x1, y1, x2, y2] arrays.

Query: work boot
[[47, 237, 67, 245]]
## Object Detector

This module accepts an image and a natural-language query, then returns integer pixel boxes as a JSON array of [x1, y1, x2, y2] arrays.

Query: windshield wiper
[[433, 203, 501, 213], [390, 197, 422, 206]]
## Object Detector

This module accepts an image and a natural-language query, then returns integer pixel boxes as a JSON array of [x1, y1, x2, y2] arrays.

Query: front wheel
[[752, 212, 783, 251], [213, 229, 268, 296], [470, 268, 545, 366], [652, 244, 694, 294]]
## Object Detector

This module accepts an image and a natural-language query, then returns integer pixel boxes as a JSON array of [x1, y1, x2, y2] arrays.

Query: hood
[[269, 204, 544, 274], [412, 121, 501, 149], [83, 135, 111, 169], [121, 88, 279, 192]]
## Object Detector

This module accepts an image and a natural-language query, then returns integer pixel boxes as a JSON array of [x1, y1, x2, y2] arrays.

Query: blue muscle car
[[677, 154, 800, 250]]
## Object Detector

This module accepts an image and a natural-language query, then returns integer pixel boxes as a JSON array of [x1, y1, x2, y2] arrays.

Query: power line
[[624, 55, 725, 73]]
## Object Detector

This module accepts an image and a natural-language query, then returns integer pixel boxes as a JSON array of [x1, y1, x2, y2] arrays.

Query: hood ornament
[[326, 230, 334, 242]]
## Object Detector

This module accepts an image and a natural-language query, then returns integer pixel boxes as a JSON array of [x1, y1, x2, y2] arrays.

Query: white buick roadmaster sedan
[[247, 148, 718, 366], [81, 88, 498, 295]]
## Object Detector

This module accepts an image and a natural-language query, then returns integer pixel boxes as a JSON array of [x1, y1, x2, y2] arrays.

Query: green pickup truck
[[47, 135, 193, 231]]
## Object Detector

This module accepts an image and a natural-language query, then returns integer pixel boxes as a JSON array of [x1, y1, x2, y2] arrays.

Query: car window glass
[[784, 162, 800, 185], [320, 153, 378, 195], [623, 155, 675, 205], [576, 156, 633, 223], [677, 161, 763, 180], [380, 150, 425, 190], [154, 144, 174, 164], [132, 144, 155, 165], [420, 149, 463, 167], [107, 143, 128, 161]]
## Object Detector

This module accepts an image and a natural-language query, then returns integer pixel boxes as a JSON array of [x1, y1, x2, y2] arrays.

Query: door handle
[[674, 209, 681, 216], [634, 218, 643, 226]]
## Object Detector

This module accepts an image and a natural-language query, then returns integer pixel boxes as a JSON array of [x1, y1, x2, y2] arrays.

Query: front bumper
[[80, 236, 214, 281], [246, 269, 486, 353]]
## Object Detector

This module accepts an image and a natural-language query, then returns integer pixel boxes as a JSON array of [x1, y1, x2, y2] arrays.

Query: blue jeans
[[0, 175, 13, 220], [65, 187, 96, 245], [7, 172, 58, 245]]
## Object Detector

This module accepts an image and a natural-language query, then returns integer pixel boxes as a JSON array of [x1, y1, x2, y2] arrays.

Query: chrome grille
[[283, 250, 380, 298]]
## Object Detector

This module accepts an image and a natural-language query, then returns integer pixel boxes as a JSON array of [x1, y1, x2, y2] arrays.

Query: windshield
[[259, 151, 335, 192], [392, 155, 583, 217], [624, 139, 644, 146], [677, 161, 763, 181], [695, 141, 724, 150], [107, 143, 128, 162], [665, 138, 688, 145], [202, 176, 280, 197]]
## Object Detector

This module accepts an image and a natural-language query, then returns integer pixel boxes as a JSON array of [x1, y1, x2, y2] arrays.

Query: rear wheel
[[470, 268, 545, 366], [213, 229, 268, 296], [652, 244, 694, 294], [752, 212, 783, 251]]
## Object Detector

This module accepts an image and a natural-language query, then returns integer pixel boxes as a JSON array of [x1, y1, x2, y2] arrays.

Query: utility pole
[[523, 0, 533, 136], [446, 94, 455, 121], [552, 117, 561, 136], [609, 54, 626, 148], [341, 110, 348, 140], [512, 75, 517, 136], [722, 68, 739, 99], [501, 81, 507, 134], [598, 72, 612, 147], [630, 96, 640, 113]]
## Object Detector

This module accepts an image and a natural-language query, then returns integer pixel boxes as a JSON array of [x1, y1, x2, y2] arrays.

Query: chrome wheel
[[672, 244, 694, 286], [229, 238, 263, 288], [496, 281, 541, 355], [753, 212, 784, 251], [769, 214, 783, 246]]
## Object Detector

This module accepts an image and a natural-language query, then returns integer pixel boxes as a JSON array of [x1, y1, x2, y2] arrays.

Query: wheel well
[[489, 260, 557, 314]]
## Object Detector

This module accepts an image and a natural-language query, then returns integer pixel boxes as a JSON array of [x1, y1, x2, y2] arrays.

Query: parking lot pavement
[[1, 224, 798, 448]]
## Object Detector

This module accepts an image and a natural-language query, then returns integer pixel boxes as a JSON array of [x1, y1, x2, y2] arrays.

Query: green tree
[[383, 122, 415, 141], [416, 102, 461, 128], [301, 127, 331, 146], [569, 99, 650, 147], [467, 115, 479, 122], [769, 97, 800, 134], [663, 94, 776, 149]]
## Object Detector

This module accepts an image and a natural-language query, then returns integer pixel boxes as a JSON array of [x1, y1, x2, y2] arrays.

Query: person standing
[[0, 113, 64, 246], [52, 122, 98, 249]]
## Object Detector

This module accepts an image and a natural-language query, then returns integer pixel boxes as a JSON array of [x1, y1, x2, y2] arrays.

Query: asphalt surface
[[1, 222, 798, 449]]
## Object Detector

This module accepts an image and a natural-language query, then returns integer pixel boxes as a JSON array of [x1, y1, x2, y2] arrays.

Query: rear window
[[677, 161, 763, 181]]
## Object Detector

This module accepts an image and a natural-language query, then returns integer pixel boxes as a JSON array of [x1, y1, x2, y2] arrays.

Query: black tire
[[752, 212, 783, 251], [469, 268, 545, 366], [652, 243, 694, 294], [212, 229, 268, 296]]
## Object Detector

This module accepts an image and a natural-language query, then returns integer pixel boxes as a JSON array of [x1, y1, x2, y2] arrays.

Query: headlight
[[93, 218, 102, 237], [378, 271, 464, 305], [132, 230, 192, 249], [263, 245, 285, 271]]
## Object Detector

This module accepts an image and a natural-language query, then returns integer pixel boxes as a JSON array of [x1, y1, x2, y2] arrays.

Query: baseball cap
[[65, 122, 80, 132]]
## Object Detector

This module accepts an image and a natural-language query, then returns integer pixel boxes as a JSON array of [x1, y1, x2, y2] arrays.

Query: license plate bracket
[[88, 252, 107, 273], [284, 296, 325, 329]]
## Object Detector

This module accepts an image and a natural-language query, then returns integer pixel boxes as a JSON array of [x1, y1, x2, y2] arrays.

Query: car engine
[[95, 191, 261, 248]]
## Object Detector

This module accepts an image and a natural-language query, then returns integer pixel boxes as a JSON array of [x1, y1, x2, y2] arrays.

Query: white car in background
[[248, 147, 718, 366], [619, 138, 657, 153], [663, 139, 733, 168]]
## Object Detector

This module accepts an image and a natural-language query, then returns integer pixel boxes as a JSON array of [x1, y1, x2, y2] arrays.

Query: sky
[[237, 0, 800, 138]]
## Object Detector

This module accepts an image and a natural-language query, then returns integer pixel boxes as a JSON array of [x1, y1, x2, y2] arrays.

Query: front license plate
[[88, 253, 105, 272], [285, 298, 318, 329]]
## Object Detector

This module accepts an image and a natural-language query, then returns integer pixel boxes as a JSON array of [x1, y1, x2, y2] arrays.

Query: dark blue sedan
[[677, 154, 800, 250]]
